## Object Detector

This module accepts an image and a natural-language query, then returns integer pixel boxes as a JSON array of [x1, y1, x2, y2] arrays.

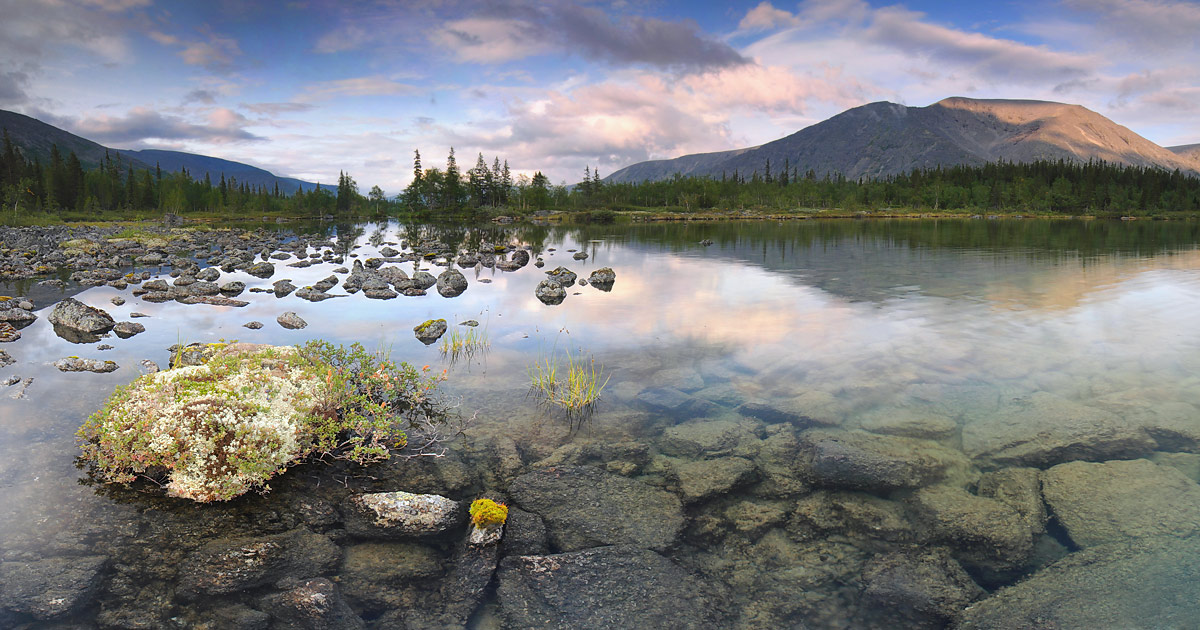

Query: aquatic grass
[[439, 326, 489, 364], [527, 348, 609, 418]]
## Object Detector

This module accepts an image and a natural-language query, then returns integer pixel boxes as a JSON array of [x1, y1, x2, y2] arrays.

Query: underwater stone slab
[[671, 456, 757, 503], [508, 466, 684, 552], [957, 537, 1200, 630], [258, 578, 364, 630], [961, 392, 1155, 468], [0, 555, 108, 620], [788, 490, 913, 543], [907, 485, 1033, 578], [636, 386, 720, 419], [803, 430, 966, 491], [856, 406, 958, 440], [176, 529, 340, 598], [658, 419, 752, 458], [1040, 458, 1200, 548], [496, 546, 730, 629], [342, 491, 462, 539], [861, 547, 984, 627]]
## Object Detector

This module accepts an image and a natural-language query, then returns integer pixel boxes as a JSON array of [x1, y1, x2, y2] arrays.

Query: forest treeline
[[3, 129, 1199, 220]]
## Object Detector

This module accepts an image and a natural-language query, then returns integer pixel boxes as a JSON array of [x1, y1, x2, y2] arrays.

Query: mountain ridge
[[607, 97, 1200, 184], [0, 109, 316, 194]]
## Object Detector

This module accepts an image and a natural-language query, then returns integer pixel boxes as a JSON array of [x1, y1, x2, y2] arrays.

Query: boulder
[[258, 578, 365, 630], [53, 357, 119, 373], [861, 548, 983, 628], [246, 261, 275, 278], [342, 491, 462, 539], [500, 507, 550, 557], [496, 546, 729, 629], [907, 485, 1033, 577], [0, 322, 20, 342], [48, 297, 115, 335], [177, 529, 339, 598], [658, 419, 754, 458], [976, 467, 1046, 535], [219, 281, 245, 296], [411, 271, 437, 289], [788, 490, 913, 543], [957, 537, 1200, 629], [436, 269, 468, 297], [277, 312, 307, 329], [273, 279, 297, 297], [113, 321, 145, 338], [670, 456, 757, 503], [962, 392, 1155, 468], [0, 556, 108, 620], [535, 279, 565, 305], [1040, 458, 1200, 548], [508, 466, 684, 552], [802, 430, 966, 491], [413, 319, 447, 345], [545, 266, 577, 286]]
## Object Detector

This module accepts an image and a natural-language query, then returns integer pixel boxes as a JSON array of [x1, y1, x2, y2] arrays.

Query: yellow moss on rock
[[469, 498, 509, 528]]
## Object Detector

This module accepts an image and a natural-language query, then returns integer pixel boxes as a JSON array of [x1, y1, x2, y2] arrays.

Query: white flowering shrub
[[77, 342, 447, 502]]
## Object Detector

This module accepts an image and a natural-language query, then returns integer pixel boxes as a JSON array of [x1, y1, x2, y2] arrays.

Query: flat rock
[[176, 529, 339, 598], [671, 456, 757, 503], [861, 548, 984, 627], [658, 419, 753, 458], [789, 490, 913, 543], [342, 491, 462, 539], [962, 392, 1155, 468], [1040, 458, 1200, 548], [277, 312, 307, 329], [976, 467, 1046, 535], [957, 537, 1200, 629], [496, 546, 729, 629], [53, 357, 119, 373], [636, 386, 720, 419], [907, 485, 1033, 577], [802, 430, 966, 491], [112, 321, 145, 338], [258, 578, 364, 630], [508, 466, 684, 552], [857, 406, 958, 440], [48, 297, 115, 334], [0, 556, 108, 620]]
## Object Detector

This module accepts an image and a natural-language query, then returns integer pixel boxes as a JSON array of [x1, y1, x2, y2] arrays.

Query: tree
[[442, 148, 464, 209], [368, 185, 385, 212], [529, 171, 550, 210], [468, 153, 489, 207], [405, 149, 426, 210]]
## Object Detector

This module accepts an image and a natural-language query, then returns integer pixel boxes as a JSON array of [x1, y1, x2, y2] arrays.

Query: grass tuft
[[439, 326, 489, 364], [528, 349, 609, 418]]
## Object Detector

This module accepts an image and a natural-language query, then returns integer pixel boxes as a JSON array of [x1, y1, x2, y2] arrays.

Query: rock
[[110, 296, 126, 306], [0, 322, 19, 342], [545, 266, 577, 287], [413, 319, 447, 345], [186, 281, 221, 296], [277, 312, 307, 329], [496, 546, 729, 629], [130, 312, 149, 318], [508, 466, 684, 552], [362, 287, 397, 300], [258, 578, 365, 630], [244, 321, 263, 329], [572, 251, 588, 260], [658, 419, 753, 458], [802, 430, 966, 491], [671, 456, 757, 503], [177, 529, 340, 598], [976, 467, 1046, 535], [196, 267, 220, 281], [246, 261, 275, 278], [957, 537, 1200, 630], [861, 548, 984, 628], [341, 542, 443, 584], [907, 485, 1033, 577], [48, 297, 115, 335], [435, 538, 502, 627], [1040, 458, 1200, 548], [296, 287, 344, 302], [0, 556, 108, 620], [208, 605, 270, 630], [962, 392, 1155, 468], [635, 386, 720, 418], [53, 357, 119, 373], [436, 268, 467, 297], [857, 406, 958, 440], [0, 350, 13, 368], [0, 300, 36, 325], [501, 507, 549, 557], [220, 281, 245, 296], [142, 279, 169, 292], [737, 396, 843, 428], [113, 322, 145, 338], [535, 279, 565, 305], [138, 359, 159, 374], [411, 271, 437, 290], [342, 491, 462, 539], [273, 279, 297, 297], [788, 490, 913, 543]]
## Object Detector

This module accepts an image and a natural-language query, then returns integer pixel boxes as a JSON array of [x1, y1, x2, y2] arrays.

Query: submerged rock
[[258, 578, 365, 630], [670, 456, 757, 503], [0, 556, 108, 620], [907, 485, 1034, 578], [508, 466, 684, 552], [788, 490, 913, 543], [496, 546, 729, 629], [802, 430, 967, 491], [177, 529, 340, 598], [861, 548, 984, 628], [1040, 458, 1200, 548], [342, 491, 462, 539]]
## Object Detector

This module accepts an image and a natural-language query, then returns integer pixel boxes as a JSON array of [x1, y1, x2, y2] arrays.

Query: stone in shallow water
[[636, 386, 720, 419], [277, 311, 307, 329], [112, 321, 145, 338], [961, 392, 1155, 468], [670, 456, 757, 503], [976, 467, 1046, 536], [907, 484, 1034, 579], [508, 466, 684, 552], [658, 419, 754, 458], [802, 429, 967, 491], [957, 537, 1200, 630], [861, 547, 984, 628], [257, 578, 365, 630], [856, 406, 958, 440], [342, 491, 462, 539], [496, 546, 729, 629], [1040, 458, 1200, 548], [0, 322, 19, 342], [788, 490, 913, 543], [177, 528, 339, 598], [53, 357, 118, 373], [0, 555, 108, 620]]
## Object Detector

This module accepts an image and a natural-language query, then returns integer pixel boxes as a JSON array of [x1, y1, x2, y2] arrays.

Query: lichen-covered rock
[[177, 529, 339, 598], [48, 297, 115, 334], [0, 322, 20, 342], [588, 267, 616, 290], [273, 279, 297, 297], [436, 269, 468, 297], [1040, 458, 1200, 548], [545, 266, 577, 286], [508, 466, 684, 552], [258, 578, 365, 630], [498, 546, 730, 629], [413, 319, 447, 345], [342, 491, 463, 539], [77, 344, 335, 502], [53, 357, 119, 373], [113, 321, 145, 338], [277, 311, 307, 329], [246, 261, 275, 278], [411, 271, 437, 289], [535, 279, 565, 305]]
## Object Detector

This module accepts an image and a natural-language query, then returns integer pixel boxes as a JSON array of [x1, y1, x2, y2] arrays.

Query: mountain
[[1169, 143, 1200, 162], [607, 97, 1200, 183], [0, 109, 315, 193], [120, 149, 315, 195]]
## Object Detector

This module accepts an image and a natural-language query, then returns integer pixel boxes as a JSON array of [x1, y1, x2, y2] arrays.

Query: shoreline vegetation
[[3, 133, 1200, 226]]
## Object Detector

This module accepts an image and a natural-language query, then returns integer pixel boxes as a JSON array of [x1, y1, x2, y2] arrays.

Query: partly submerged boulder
[[342, 491, 463, 539], [48, 297, 115, 337]]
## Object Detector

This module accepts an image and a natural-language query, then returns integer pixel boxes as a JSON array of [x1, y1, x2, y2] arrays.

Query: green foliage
[[76, 342, 448, 502], [439, 326, 489, 364], [528, 348, 609, 416]]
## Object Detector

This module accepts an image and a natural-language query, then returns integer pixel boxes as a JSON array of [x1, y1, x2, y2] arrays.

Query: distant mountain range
[[607, 97, 1200, 183], [0, 109, 317, 194]]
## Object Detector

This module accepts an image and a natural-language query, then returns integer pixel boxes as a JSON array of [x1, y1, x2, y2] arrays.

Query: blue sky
[[2, 0, 1198, 194]]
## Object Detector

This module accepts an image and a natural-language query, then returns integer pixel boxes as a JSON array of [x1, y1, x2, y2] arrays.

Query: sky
[[1, 0, 1198, 195]]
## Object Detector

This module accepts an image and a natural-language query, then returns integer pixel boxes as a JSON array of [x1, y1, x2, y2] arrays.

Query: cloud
[[0, 69, 31, 106], [738, 2, 804, 32], [241, 102, 317, 115], [299, 76, 419, 101], [431, 17, 552, 63], [78, 0, 151, 11], [1064, 0, 1200, 50], [185, 89, 217, 105], [70, 107, 263, 144], [148, 26, 242, 73]]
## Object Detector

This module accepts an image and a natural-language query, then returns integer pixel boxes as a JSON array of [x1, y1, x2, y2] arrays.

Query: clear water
[[1, 218, 1199, 628]]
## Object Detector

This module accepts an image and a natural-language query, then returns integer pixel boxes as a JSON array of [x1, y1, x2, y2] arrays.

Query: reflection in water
[[0, 219, 1198, 628]]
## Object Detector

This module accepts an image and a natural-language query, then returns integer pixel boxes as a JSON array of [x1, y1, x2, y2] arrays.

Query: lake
[[1, 218, 1198, 628]]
